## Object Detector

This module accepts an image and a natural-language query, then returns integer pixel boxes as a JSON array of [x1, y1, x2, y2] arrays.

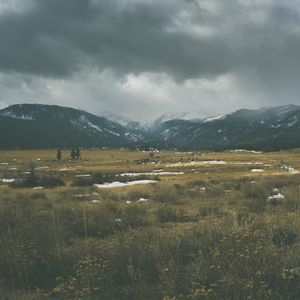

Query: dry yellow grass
[[1, 149, 300, 299]]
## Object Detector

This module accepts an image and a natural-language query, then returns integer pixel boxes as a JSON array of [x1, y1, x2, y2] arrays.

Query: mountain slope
[[0, 104, 143, 149], [152, 105, 300, 151], [1, 103, 300, 150]]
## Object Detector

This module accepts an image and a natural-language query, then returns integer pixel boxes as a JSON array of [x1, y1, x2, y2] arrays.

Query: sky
[[0, 0, 300, 123]]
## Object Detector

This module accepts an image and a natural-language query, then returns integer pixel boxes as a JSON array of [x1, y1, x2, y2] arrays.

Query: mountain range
[[1, 103, 300, 151]]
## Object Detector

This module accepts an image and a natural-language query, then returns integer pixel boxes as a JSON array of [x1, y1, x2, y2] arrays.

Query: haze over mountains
[[1, 103, 300, 151]]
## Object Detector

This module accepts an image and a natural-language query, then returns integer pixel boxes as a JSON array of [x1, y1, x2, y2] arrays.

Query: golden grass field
[[1, 149, 300, 299]]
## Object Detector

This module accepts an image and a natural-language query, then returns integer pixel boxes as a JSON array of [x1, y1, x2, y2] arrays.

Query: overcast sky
[[0, 0, 300, 122]]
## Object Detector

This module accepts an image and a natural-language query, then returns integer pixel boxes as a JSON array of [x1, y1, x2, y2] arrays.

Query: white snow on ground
[[76, 115, 103, 132], [105, 129, 121, 136], [287, 116, 298, 127], [119, 171, 184, 177], [1, 178, 15, 183], [251, 169, 265, 172], [202, 114, 226, 122], [73, 194, 90, 198], [35, 166, 49, 170], [166, 161, 268, 167], [0, 163, 9, 165], [230, 149, 262, 154], [94, 180, 157, 189], [231, 162, 263, 165], [137, 198, 149, 203], [33, 186, 43, 190], [267, 193, 286, 204], [59, 168, 77, 171], [166, 161, 226, 167], [75, 174, 91, 177], [203, 160, 227, 165], [0, 111, 34, 120], [90, 200, 100, 204]]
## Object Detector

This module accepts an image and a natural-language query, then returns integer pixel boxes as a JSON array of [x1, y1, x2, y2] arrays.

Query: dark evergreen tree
[[75, 148, 81, 160], [56, 149, 62, 160], [70, 149, 76, 160]]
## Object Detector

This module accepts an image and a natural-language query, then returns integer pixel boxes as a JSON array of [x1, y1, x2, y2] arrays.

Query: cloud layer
[[0, 0, 300, 121]]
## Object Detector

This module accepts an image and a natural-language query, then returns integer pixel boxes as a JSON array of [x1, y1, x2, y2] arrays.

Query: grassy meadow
[[1, 149, 300, 299]]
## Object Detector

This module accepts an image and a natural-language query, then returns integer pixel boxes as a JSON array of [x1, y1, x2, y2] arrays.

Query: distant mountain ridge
[[150, 105, 300, 151], [0, 104, 143, 149], [1, 103, 300, 150]]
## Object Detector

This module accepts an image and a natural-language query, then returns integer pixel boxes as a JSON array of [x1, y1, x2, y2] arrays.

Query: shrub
[[11, 176, 64, 188], [272, 226, 298, 248], [156, 206, 185, 223]]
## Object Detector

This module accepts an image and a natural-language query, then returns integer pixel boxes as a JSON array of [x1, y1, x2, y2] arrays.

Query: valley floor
[[1, 149, 300, 299]]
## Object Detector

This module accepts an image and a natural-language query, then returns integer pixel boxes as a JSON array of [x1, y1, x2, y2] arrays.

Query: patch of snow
[[0, 162, 9, 165], [90, 200, 100, 204], [119, 171, 184, 177], [0, 111, 34, 120], [267, 193, 286, 204], [230, 149, 262, 154], [75, 174, 91, 177], [73, 194, 90, 198], [137, 198, 149, 203], [124, 132, 142, 142], [271, 124, 281, 128], [251, 169, 265, 172], [105, 128, 121, 136], [1, 178, 15, 183], [72, 115, 103, 132], [33, 186, 44, 190], [35, 166, 49, 170], [203, 160, 226, 165], [126, 200, 132, 204], [287, 116, 298, 127], [202, 114, 226, 122], [277, 105, 296, 115], [94, 180, 157, 189]]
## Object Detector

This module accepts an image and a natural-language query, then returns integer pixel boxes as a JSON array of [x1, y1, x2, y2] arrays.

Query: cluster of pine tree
[[70, 148, 81, 160], [56, 148, 81, 160]]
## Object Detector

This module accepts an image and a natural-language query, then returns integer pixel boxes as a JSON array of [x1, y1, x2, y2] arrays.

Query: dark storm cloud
[[0, 0, 254, 79], [0, 0, 300, 120]]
